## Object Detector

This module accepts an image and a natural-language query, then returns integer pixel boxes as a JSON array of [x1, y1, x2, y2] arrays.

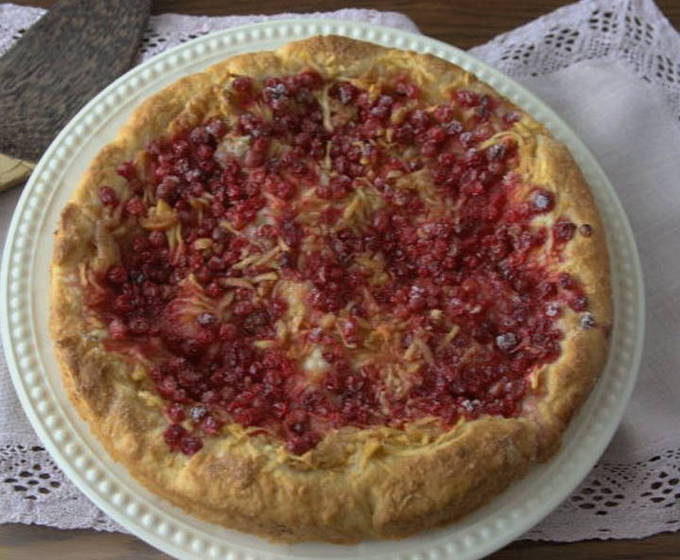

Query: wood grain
[[10, 0, 680, 50], [0, 0, 149, 160], [2, 1, 679, 558], [1, 523, 680, 559]]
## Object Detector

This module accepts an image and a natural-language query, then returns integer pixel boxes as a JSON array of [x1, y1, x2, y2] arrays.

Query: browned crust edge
[[50, 35, 611, 542]]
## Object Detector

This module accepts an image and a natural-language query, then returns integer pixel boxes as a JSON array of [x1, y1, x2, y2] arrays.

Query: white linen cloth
[[0, 0, 678, 541]]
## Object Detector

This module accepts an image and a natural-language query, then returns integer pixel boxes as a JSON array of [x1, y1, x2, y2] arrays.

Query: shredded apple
[[89, 70, 591, 455]]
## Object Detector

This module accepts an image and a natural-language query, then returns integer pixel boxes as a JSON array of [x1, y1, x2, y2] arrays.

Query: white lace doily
[[469, 0, 680, 121], [1, 0, 679, 542]]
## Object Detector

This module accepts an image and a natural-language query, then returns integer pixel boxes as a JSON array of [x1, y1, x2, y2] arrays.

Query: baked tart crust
[[51, 36, 611, 542]]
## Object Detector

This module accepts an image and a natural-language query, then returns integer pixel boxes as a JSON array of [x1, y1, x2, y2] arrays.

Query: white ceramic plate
[[0, 19, 644, 560]]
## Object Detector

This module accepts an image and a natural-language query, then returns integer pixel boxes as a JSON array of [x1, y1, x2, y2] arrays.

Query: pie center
[[88, 69, 594, 455]]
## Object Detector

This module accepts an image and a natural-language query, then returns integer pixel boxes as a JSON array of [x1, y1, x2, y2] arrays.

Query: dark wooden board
[[11, 0, 680, 50], [1, 523, 680, 559], [0, 0, 149, 160]]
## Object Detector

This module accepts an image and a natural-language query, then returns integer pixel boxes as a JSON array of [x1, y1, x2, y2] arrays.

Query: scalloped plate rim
[[0, 18, 644, 560]]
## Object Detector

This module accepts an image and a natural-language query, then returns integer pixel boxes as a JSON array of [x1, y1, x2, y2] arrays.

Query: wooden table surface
[[3, 0, 680, 558]]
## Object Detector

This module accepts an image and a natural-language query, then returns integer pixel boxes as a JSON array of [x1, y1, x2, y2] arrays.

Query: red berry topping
[[86, 69, 593, 457]]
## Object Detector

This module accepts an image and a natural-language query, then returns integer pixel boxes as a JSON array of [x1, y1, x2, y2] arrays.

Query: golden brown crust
[[523, 135, 611, 457], [50, 35, 611, 542]]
